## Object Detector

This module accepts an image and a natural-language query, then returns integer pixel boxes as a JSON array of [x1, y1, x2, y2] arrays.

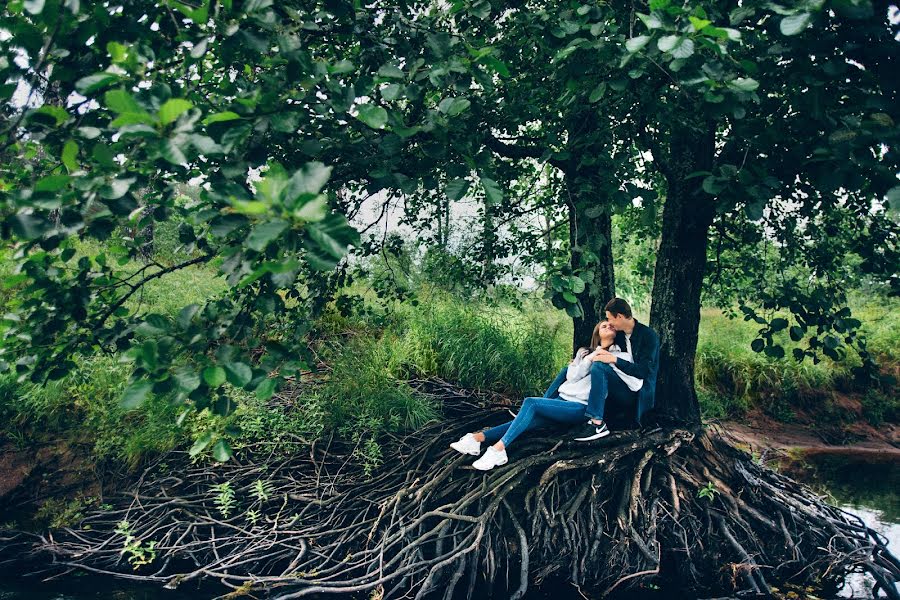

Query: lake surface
[[1, 450, 897, 599]]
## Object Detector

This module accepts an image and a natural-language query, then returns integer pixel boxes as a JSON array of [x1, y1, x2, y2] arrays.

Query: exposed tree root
[[3, 379, 898, 599]]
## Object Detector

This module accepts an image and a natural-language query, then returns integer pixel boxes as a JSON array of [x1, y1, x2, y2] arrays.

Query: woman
[[450, 321, 637, 471]]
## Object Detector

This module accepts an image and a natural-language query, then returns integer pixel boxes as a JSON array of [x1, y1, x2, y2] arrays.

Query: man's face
[[605, 311, 626, 331]]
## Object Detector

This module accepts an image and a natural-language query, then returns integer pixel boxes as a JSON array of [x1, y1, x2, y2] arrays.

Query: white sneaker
[[472, 447, 508, 471], [450, 433, 482, 456]]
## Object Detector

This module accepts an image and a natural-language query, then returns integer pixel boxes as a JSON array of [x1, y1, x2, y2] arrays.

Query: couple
[[450, 298, 660, 471]]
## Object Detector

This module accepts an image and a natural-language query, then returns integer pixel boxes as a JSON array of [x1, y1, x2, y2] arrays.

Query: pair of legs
[[584, 362, 639, 427], [470, 367, 580, 451], [472, 396, 586, 450], [539, 362, 638, 426]]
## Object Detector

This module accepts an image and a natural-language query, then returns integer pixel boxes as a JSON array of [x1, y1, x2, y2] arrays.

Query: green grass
[[2, 231, 898, 476], [0, 354, 186, 468]]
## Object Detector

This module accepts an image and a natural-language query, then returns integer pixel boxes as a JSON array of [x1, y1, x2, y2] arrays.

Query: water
[[1, 451, 897, 599], [786, 451, 900, 599]]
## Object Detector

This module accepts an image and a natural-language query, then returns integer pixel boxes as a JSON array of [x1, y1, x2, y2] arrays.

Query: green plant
[[860, 390, 900, 427], [212, 482, 237, 518], [114, 520, 158, 569], [34, 497, 89, 529], [697, 482, 720, 502], [252, 479, 274, 503]]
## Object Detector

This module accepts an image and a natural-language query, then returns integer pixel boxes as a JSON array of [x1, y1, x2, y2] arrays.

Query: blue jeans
[[585, 362, 638, 424], [481, 397, 586, 448]]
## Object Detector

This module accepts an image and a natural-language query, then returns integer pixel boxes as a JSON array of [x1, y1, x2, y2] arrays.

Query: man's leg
[[542, 366, 568, 398], [584, 362, 615, 423], [604, 374, 640, 428]]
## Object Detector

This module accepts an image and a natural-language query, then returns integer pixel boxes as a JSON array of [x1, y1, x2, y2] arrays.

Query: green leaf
[[438, 97, 471, 117], [294, 196, 328, 222], [170, 0, 208, 22], [174, 366, 201, 393], [378, 64, 404, 79], [303, 213, 360, 270], [729, 77, 759, 92], [780, 12, 811, 35], [789, 326, 805, 342], [284, 162, 332, 207], [589, 82, 607, 103], [481, 176, 503, 205], [203, 366, 226, 387], [381, 84, 402, 101], [75, 73, 120, 94], [770, 318, 789, 332], [689, 16, 711, 30], [203, 111, 242, 125], [446, 178, 469, 201], [160, 138, 188, 165], [355, 104, 388, 129], [177, 304, 200, 328], [670, 38, 694, 59], [159, 99, 193, 125], [104, 89, 142, 114], [224, 362, 253, 387], [247, 219, 289, 251], [255, 377, 277, 400], [8, 213, 48, 240], [212, 439, 232, 462], [636, 12, 663, 29], [121, 380, 153, 410], [189, 431, 213, 457], [62, 140, 79, 173], [764, 345, 785, 359], [625, 35, 651, 53], [35, 174, 70, 192], [750, 339, 765, 353]]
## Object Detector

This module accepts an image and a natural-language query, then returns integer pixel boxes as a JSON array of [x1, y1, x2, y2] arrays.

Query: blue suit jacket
[[613, 319, 660, 425]]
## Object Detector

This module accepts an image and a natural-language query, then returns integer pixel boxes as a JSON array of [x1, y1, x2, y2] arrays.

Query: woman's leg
[[478, 421, 513, 446], [498, 397, 586, 449]]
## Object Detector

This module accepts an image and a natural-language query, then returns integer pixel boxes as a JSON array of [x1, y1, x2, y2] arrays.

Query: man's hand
[[592, 349, 617, 364]]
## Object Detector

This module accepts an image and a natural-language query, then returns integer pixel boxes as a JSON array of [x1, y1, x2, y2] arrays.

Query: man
[[570, 297, 660, 441]]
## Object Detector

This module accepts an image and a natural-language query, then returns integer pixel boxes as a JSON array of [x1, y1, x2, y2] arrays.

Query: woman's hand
[[592, 349, 617, 364]]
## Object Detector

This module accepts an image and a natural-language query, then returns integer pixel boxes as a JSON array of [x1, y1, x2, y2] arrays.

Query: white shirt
[[557, 345, 644, 405]]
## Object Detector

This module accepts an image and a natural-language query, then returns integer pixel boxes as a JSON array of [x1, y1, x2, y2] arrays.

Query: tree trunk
[[648, 123, 717, 426], [480, 198, 497, 286], [566, 169, 616, 352]]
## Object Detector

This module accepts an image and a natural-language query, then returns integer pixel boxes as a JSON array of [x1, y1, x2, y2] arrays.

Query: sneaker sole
[[473, 459, 507, 471], [449, 444, 481, 456], [574, 430, 610, 442]]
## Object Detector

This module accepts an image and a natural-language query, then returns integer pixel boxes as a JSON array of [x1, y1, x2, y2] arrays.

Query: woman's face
[[598, 321, 615, 346]]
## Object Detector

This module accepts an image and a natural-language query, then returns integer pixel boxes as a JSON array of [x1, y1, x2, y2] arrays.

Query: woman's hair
[[589, 321, 627, 351], [589, 321, 608, 350]]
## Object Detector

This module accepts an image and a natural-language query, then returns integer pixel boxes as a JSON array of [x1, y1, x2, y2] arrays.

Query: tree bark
[[648, 122, 718, 426], [565, 169, 615, 352]]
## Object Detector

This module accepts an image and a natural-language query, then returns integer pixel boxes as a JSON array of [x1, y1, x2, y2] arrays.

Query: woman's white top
[[557, 345, 644, 404]]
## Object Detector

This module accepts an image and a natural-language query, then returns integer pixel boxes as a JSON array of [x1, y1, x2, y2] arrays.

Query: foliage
[[114, 520, 157, 568], [1, 0, 897, 433], [212, 482, 236, 519], [697, 482, 720, 502]]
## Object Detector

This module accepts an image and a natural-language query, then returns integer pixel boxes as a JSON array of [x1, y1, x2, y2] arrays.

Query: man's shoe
[[450, 433, 482, 456], [472, 446, 508, 471], [573, 420, 610, 442]]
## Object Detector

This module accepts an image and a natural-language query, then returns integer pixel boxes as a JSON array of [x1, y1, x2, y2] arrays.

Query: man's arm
[[612, 329, 659, 380]]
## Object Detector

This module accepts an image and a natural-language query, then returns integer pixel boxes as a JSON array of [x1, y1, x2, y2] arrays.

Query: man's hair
[[604, 297, 633, 319]]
